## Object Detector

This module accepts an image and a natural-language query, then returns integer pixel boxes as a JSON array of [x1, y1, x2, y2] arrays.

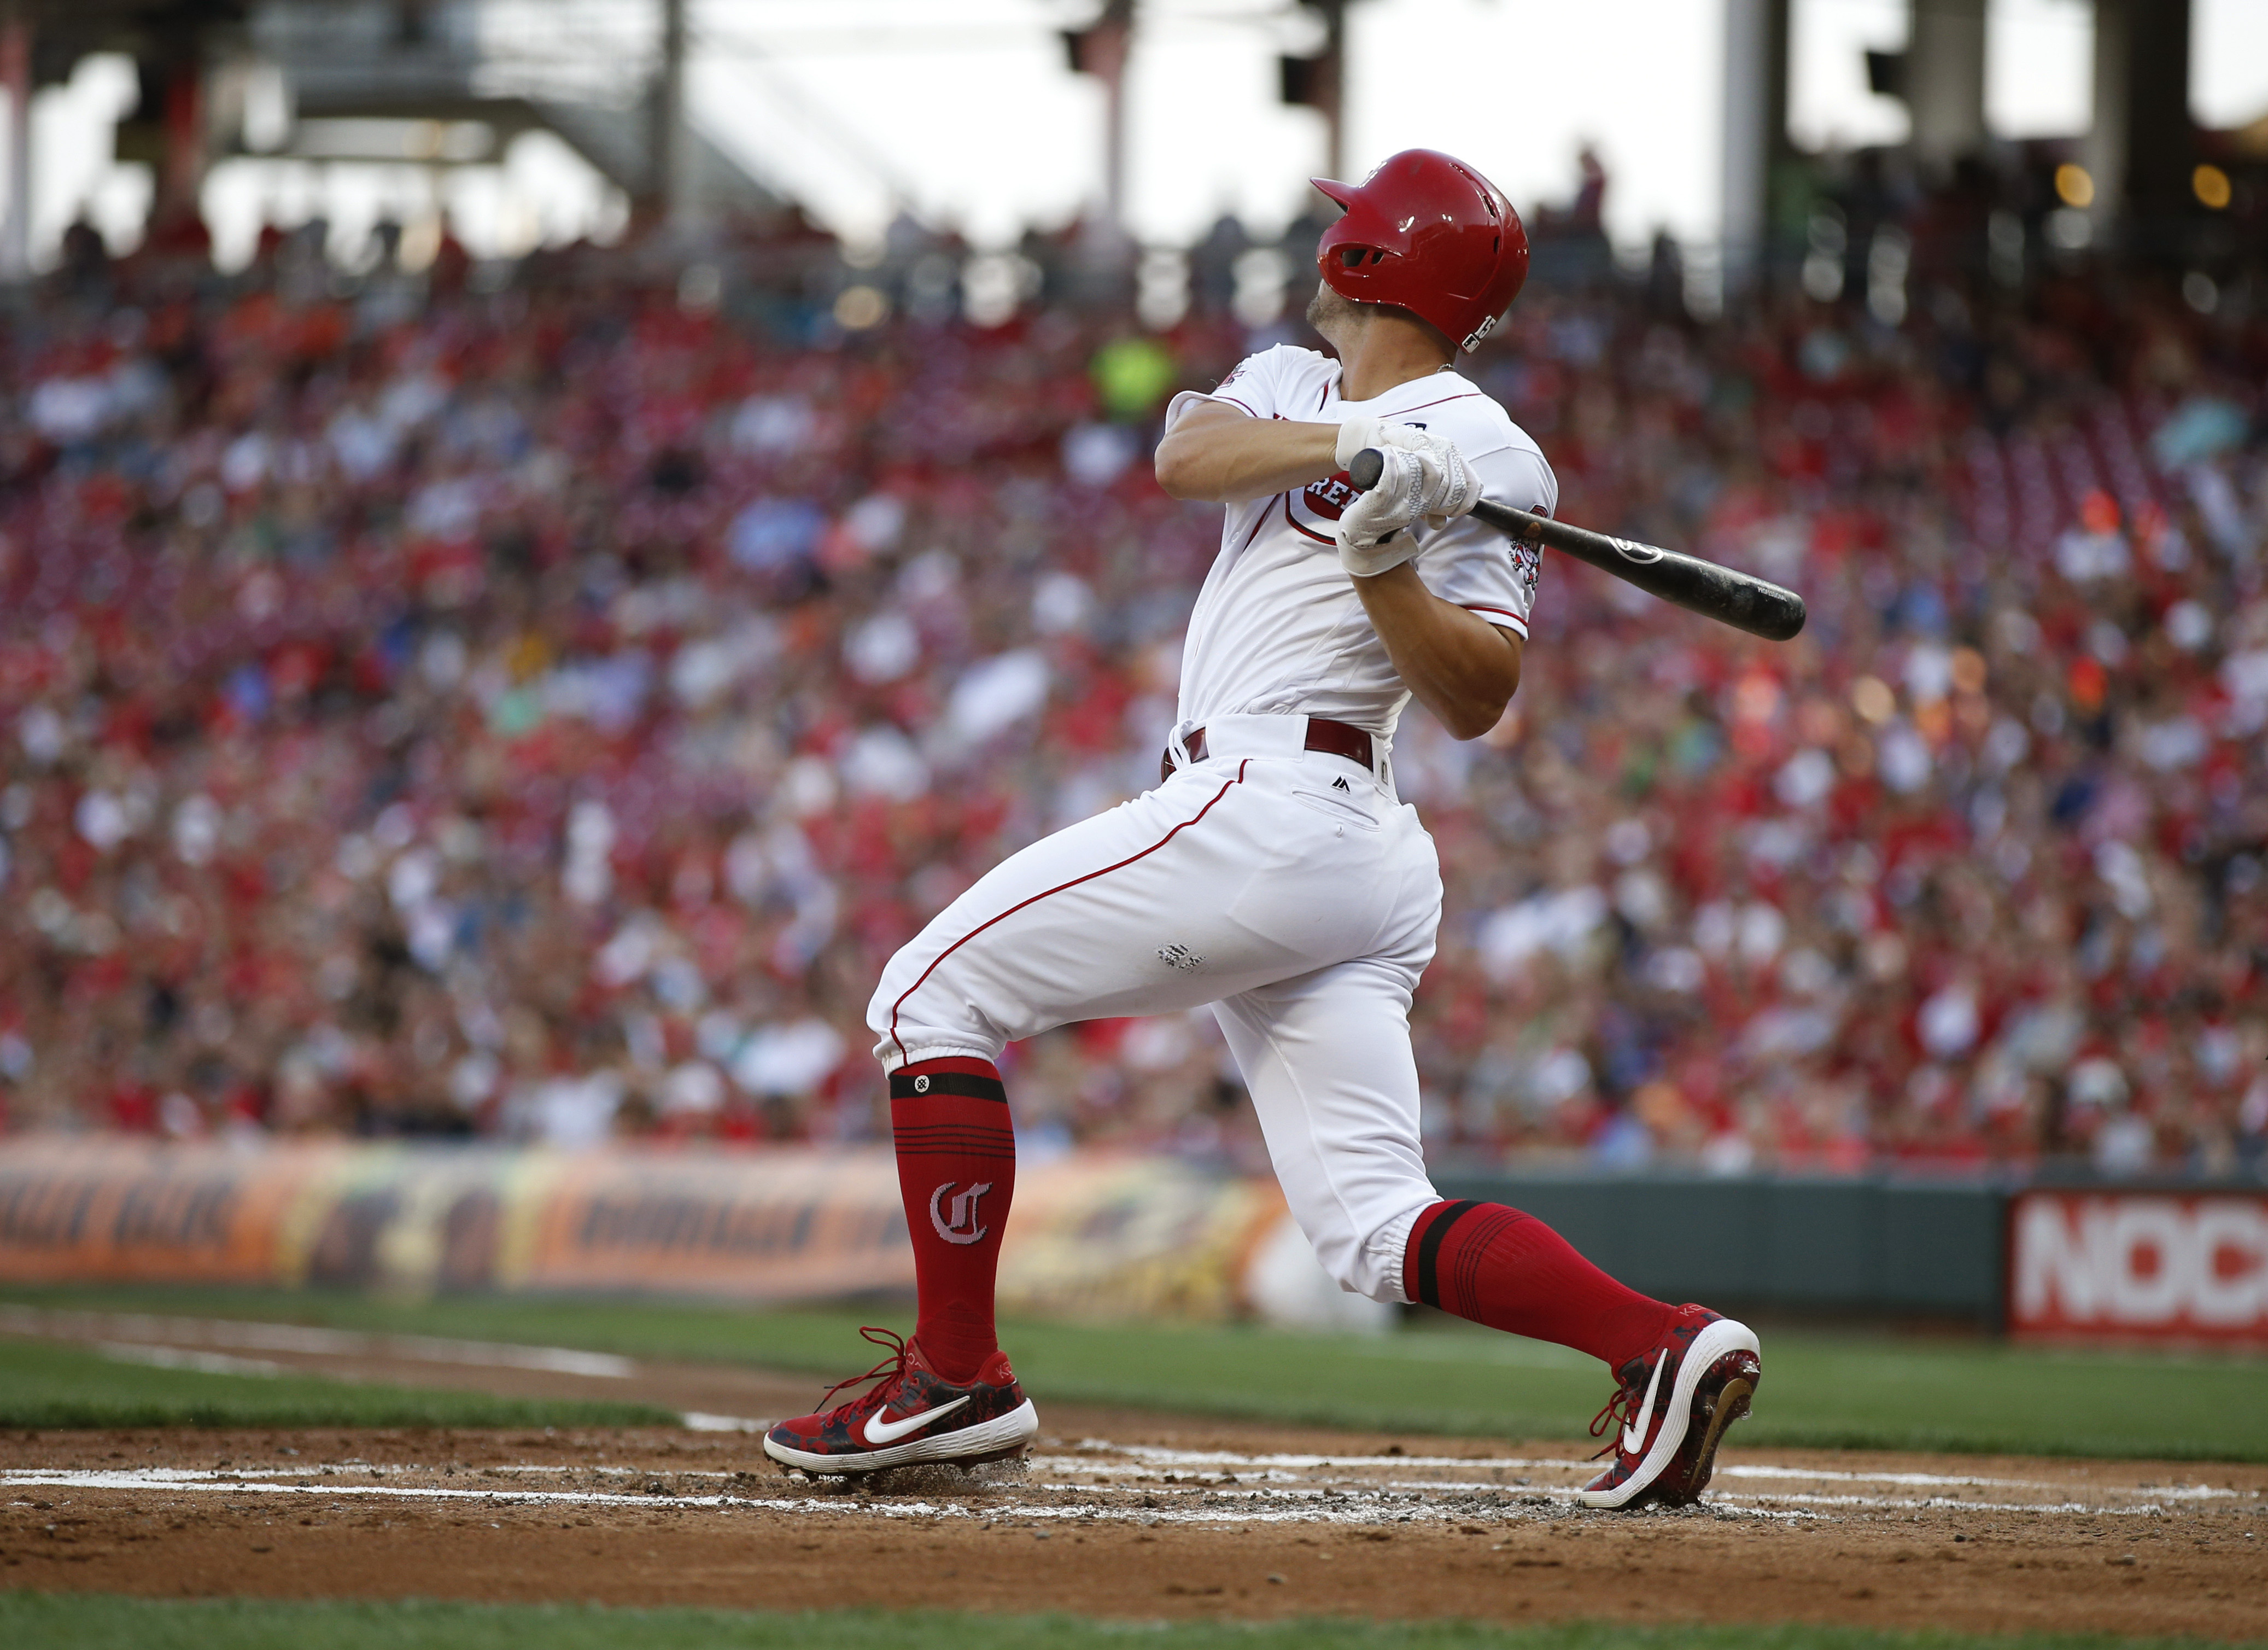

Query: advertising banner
[[995, 1154, 1287, 1322], [2008, 1190, 2268, 1345], [510, 1150, 914, 1302], [0, 1139, 1303, 1320], [0, 1139, 351, 1285]]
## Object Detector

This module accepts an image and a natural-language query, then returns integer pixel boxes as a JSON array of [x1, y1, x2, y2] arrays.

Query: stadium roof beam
[[1063, 0, 1134, 240], [1903, 0, 1984, 173], [2084, 0, 2194, 256], [1860, 2, 1985, 174], [650, 0, 691, 231], [1, 7, 27, 278], [1720, 0, 1791, 301]]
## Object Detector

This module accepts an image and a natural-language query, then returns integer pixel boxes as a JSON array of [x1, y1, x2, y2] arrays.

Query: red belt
[[1161, 717, 1376, 785]]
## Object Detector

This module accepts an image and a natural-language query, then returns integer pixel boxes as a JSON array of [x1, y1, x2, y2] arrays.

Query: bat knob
[[1347, 447, 1385, 492]]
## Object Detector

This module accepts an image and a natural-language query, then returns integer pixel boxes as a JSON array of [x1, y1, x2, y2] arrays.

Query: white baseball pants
[[869, 714, 1446, 1304]]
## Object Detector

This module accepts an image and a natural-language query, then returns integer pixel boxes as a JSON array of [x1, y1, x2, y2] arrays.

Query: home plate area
[[2, 1424, 2261, 1637]]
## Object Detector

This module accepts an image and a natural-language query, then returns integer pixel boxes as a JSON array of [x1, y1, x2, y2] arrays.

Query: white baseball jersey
[[1165, 344, 1558, 741]]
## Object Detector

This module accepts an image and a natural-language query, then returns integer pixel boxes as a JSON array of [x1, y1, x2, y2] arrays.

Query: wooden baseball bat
[[1347, 447, 1806, 643]]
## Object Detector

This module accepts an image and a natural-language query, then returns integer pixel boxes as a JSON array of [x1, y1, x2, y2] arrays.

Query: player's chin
[[1306, 282, 1357, 333]]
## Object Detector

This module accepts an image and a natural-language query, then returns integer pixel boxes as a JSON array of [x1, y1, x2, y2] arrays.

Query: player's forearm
[[1353, 563, 1523, 740], [1154, 416, 1341, 503]]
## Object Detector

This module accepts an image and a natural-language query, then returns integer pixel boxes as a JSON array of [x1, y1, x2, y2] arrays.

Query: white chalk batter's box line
[[0, 1472, 1814, 1525], [21, 1454, 2246, 1503], [3, 1466, 2242, 1525]]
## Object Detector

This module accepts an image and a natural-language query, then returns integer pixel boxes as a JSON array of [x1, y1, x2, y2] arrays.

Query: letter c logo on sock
[[929, 1181, 992, 1246]]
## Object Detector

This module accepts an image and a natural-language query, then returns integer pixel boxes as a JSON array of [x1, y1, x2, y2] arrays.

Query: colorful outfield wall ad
[[9, 1142, 2267, 1345], [2008, 1190, 2268, 1344], [0, 1139, 1289, 1322], [0, 1138, 346, 1286]]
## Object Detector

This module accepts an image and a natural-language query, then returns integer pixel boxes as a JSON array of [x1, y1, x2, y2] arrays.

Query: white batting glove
[[1334, 417, 1398, 470], [1408, 441, 1481, 522], [1333, 416, 1445, 470], [1336, 446, 1427, 576], [1335, 419, 1482, 523]]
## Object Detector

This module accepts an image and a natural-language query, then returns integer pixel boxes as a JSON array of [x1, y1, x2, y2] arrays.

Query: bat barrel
[[1506, 507, 1808, 642], [1345, 447, 1805, 643]]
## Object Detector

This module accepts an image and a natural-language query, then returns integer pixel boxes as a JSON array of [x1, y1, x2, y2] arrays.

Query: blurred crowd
[[2, 174, 2264, 1181]]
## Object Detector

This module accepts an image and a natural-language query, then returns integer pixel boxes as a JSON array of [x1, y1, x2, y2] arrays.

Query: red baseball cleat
[[762, 1327, 1038, 1476], [1577, 1305, 1760, 1510]]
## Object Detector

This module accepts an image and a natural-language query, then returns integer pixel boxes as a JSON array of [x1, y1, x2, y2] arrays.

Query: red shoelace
[[1587, 1360, 1656, 1457], [811, 1325, 913, 1414]]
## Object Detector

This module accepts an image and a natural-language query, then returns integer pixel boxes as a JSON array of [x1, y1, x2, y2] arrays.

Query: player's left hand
[[1335, 416, 1437, 470]]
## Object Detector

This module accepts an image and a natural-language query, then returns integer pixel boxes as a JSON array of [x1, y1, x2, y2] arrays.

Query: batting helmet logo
[[929, 1181, 993, 1246], [1312, 149, 1530, 352]]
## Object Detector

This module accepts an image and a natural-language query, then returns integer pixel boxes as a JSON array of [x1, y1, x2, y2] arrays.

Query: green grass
[[0, 1337, 673, 1431], [4, 1284, 2264, 1461], [1, 1597, 2256, 1650]]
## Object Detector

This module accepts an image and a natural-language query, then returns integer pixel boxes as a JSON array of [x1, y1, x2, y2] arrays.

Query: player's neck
[[1333, 322, 1456, 404]]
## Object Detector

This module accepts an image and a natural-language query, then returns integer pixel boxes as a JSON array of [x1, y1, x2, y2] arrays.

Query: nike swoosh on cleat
[[1620, 1352, 1667, 1455], [861, 1395, 972, 1447]]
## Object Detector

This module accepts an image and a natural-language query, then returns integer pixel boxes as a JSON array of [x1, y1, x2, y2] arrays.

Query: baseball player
[[764, 150, 1761, 1510]]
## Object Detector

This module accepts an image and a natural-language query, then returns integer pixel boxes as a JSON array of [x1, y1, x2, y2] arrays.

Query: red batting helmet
[[1311, 149, 1530, 352]]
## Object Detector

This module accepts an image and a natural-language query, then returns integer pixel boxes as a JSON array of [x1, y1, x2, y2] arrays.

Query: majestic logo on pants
[[930, 1181, 993, 1245]]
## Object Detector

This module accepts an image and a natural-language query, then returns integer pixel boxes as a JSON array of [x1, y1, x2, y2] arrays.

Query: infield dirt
[[4, 1402, 2264, 1641], [3, 1315, 2263, 1640]]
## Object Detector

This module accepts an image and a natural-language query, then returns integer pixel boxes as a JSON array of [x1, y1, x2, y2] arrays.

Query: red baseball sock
[[890, 1057, 1015, 1385], [1403, 1200, 1675, 1371]]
